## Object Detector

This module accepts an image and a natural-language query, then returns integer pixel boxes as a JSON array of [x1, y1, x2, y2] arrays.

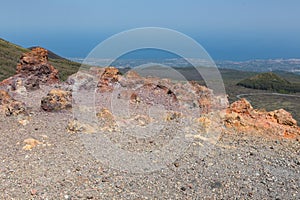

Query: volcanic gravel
[[0, 85, 299, 199]]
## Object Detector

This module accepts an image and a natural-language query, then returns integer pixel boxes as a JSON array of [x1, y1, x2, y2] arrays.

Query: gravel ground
[[0, 86, 299, 199]]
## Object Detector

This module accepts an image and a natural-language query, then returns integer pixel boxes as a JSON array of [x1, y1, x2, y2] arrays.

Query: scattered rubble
[[97, 67, 121, 92], [0, 90, 26, 116]]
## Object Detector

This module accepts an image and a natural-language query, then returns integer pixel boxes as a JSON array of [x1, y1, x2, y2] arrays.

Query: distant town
[[69, 57, 300, 74]]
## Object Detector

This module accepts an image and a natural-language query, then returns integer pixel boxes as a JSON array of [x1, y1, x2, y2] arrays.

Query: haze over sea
[[1, 0, 300, 61]]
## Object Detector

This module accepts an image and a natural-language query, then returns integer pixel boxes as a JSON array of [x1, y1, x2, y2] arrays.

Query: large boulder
[[41, 89, 72, 111]]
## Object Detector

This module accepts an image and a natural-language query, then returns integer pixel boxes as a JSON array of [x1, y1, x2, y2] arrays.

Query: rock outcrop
[[69, 67, 300, 139], [0, 90, 26, 116], [0, 47, 59, 91], [41, 89, 72, 111], [70, 67, 228, 116], [225, 98, 300, 139], [97, 67, 121, 92]]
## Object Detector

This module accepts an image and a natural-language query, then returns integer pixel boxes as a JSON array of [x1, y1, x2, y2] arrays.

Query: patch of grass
[[49, 58, 81, 81], [0, 38, 29, 80]]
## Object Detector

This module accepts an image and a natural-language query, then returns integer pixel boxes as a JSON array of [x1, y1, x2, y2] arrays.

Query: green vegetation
[[237, 72, 300, 93], [0, 38, 80, 81], [0, 38, 29, 81], [48, 58, 80, 81]]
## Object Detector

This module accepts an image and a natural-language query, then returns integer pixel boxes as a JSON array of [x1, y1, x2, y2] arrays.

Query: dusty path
[[237, 92, 300, 99]]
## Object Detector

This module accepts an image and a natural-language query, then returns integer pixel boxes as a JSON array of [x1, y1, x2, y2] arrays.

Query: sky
[[1, 0, 300, 60]]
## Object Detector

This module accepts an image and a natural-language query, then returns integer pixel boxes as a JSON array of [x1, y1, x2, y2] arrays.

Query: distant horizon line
[[68, 57, 300, 62]]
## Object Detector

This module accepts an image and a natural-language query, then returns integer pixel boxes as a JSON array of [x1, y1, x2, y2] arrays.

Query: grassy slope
[[236, 72, 300, 93], [0, 38, 80, 81], [0, 38, 29, 81]]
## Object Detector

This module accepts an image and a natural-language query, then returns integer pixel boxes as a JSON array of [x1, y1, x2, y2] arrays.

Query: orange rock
[[273, 109, 297, 126], [0, 47, 59, 90], [97, 67, 121, 92], [41, 89, 72, 111], [124, 70, 141, 79], [225, 98, 300, 139], [17, 47, 59, 84], [23, 138, 41, 150], [229, 98, 253, 114]]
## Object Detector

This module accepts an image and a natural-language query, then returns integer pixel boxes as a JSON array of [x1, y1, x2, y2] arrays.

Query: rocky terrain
[[0, 48, 299, 199]]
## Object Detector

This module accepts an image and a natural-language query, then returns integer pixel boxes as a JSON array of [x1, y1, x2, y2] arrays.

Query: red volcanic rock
[[0, 47, 59, 90], [225, 98, 300, 139], [0, 90, 26, 116], [17, 47, 59, 84], [97, 67, 121, 92]]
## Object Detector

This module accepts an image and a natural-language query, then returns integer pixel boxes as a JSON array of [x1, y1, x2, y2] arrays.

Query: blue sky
[[1, 0, 300, 60]]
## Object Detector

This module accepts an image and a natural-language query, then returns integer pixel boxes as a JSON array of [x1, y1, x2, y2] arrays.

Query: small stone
[[102, 177, 109, 182], [180, 186, 186, 191], [18, 119, 29, 126], [30, 189, 37, 195], [174, 162, 180, 168], [23, 138, 42, 150]]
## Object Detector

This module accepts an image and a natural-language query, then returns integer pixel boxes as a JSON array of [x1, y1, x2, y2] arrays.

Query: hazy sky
[[1, 0, 300, 60]]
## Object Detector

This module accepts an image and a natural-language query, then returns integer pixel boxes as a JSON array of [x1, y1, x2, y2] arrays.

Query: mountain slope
[[0, 38, 29, 81], [0, 38, 81, 81]]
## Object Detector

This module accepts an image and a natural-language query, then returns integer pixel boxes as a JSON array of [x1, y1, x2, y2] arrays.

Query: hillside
[[0, 38, 81, 81], [237, 72, 300, 93]]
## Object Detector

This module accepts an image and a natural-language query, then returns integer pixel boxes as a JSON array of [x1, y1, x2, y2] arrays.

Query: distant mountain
[[237, 72, 300, 93], [0, 38, 81, 81]]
